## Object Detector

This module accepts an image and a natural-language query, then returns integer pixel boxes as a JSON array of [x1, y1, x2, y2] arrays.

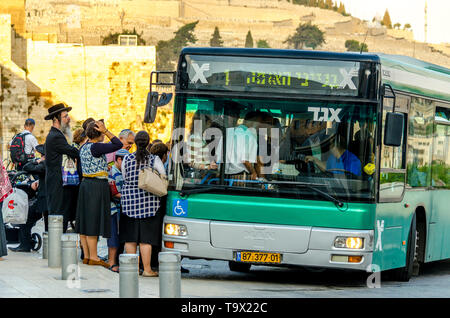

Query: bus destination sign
[[183, 54, 365, 96]]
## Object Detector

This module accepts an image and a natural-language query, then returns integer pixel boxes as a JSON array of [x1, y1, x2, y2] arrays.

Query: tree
[[210, 26, 224, 47], [284, 22, 325, 49], [345, 39, 360, 52], [394, 23, 401, 29], [337, 2, 346, 15], [345, 39, 368, 52], [245, 30, 254, 48], [360, 42, 368, 52], [256, 39, 271, 48], [382, 9, 392, 29], [156, 21, 199, 70], [404, 23, 412, 30]]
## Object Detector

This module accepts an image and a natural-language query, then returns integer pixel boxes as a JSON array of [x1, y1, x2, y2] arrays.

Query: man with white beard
[[44, 103, 80, 233]]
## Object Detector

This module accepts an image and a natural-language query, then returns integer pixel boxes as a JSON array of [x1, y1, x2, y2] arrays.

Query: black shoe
[[181, 266, 190, 273], [9, 246, 31, 252]]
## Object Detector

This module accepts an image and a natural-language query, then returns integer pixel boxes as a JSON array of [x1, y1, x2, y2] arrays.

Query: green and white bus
[[146, 48, 450, 281]]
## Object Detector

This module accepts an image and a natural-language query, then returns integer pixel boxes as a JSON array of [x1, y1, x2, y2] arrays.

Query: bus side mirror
[[384, 112, 404, 147], [144, 92, 173, 123]]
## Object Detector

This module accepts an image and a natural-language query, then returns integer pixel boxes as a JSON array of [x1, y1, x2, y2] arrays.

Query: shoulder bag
[[138, 157, 168, 197]]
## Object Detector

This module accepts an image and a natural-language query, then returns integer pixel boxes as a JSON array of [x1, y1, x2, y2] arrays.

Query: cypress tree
[[245, 30, 254, 48], [382, 9, 393, 29], [210, 26, 224, 47]]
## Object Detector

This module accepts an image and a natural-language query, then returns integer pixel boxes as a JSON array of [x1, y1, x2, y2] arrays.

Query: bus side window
[[407, 97, 434, 188]]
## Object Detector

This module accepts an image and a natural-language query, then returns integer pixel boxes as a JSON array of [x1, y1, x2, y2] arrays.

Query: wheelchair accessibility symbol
[[172, 199, 188, 217]]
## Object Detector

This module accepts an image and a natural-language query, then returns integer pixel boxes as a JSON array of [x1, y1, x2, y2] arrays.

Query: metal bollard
[[119, 254, 139, 298], [48, 215, 63, 268], [61, 233, 78, 280], [159, 252, 181, 298], [42, 232, 48, 259]]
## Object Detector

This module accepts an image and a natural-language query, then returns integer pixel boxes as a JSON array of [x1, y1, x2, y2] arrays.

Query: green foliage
[[291, 0, 350, 16], [360, 43, 368, 52], [156, 21, 199, 71], [101, 28, 146, 46], [345, 39, 368, 52], [210, 26, 224, 47], [284, 22, 325, 49], [345, 39, 360, 52], [404, 23, 412, 30], [394, 23, 401, 29], [245, 30, 254, 48], [256, 39, 271, 48]]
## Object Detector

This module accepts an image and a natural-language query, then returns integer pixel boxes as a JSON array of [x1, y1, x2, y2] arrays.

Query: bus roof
[[180, 47, 381, 63], [180, 47, 450, 102], [378, 53, 450, 102]]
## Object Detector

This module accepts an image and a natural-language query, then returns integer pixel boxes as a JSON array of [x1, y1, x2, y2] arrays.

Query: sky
[[338, 0, 450, 44]]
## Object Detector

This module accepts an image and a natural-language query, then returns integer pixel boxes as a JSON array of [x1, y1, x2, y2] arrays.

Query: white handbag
[[138, 166, 168, 197]]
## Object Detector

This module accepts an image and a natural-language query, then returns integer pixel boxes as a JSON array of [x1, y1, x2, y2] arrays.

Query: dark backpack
[[10, 132, 34, 169]]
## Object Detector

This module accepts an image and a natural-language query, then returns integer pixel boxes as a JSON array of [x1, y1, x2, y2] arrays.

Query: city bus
[[146, 48, 450, 281]]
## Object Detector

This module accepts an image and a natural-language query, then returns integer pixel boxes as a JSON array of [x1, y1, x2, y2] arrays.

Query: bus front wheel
[[392, 214, 418, 282], [228, 261, 251, 273]]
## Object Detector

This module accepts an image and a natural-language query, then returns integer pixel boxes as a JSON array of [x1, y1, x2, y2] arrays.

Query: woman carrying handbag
[[120, 131, 166, 277]]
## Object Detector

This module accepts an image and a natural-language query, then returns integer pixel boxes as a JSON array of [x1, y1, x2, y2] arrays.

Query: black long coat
[[44, 127, 80, 231]]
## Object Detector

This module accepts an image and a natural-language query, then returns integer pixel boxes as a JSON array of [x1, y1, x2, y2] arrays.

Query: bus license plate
[[235, 251, 281, 264]]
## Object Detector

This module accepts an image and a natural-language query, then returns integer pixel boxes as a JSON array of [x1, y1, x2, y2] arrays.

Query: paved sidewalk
[[0, 219, 161, 298]]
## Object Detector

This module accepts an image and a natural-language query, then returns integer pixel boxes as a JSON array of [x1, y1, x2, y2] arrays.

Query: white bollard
[[48, 215, 63, 268], [119, 254, 139, 298], [159, 252, 181, 298], [61, 233, 78, 280]]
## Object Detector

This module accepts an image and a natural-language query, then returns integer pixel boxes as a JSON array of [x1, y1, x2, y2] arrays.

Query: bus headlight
[[164, 223, 187, 236], [334, 237, 364, 249]]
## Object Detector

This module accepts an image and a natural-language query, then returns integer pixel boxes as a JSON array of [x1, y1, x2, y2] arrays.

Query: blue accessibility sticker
[[172, 199, 188, 217]]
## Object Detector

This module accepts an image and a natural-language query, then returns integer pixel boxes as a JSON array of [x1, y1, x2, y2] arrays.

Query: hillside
[[24, 0, 450, 68]]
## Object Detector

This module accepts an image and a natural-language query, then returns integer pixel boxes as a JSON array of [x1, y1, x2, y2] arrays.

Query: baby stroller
[[4, 170, 42, 252]]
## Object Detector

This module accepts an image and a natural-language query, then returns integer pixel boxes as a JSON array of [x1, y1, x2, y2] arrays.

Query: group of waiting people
[[0, 103, 170, 276]]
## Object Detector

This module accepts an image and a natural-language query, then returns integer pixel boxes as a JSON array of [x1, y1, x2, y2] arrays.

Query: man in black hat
[[44, 103, 80, 233]]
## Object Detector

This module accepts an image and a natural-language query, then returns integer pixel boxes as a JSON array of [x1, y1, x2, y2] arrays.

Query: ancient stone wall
[[1, 13, 158, 158], [0, 0, 26, 34]]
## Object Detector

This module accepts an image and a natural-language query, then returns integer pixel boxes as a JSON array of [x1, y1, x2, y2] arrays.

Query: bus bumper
[[162, 216, 374, 272]]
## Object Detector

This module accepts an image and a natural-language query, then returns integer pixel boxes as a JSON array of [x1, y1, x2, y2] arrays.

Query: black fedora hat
[[44, 103, 72, 120]]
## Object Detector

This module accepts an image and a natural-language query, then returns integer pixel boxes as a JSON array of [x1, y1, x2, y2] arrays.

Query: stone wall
[[0, 0, 26, 34], [1, 13, 158, 159]]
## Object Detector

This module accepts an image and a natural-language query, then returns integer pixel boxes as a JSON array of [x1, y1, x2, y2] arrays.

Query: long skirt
[[75, 178, 111, 238], [0, 202, 7, 257]]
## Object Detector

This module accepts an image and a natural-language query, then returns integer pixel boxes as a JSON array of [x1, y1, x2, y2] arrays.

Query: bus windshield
[[170, 95, 377, 202]]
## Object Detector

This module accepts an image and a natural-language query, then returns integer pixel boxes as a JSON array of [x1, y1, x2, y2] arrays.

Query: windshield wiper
[[266, 181, 345, 208], [179, 181, 344, 208]]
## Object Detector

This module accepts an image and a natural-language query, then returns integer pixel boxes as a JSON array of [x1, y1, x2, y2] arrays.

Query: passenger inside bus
[[225, 111, 262, 181], [187, 110, 218, 171], [305, 125, 362, 177]]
